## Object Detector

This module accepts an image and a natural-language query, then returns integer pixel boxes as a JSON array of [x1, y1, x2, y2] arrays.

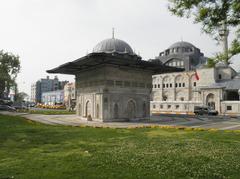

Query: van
[[194, 106, 218, 116]]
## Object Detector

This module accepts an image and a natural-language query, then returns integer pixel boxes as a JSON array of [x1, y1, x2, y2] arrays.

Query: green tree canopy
[[15, 92, 28, 102], [168, 0, 240, 35], [0, 50, 20, 99], [168, 0, 240, 63], [207, 39, 240, 67]]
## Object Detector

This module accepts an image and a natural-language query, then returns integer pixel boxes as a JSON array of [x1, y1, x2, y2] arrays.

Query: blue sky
[[0, 0, 239, 95]]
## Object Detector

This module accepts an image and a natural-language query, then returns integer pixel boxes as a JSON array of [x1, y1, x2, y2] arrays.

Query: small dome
[[215, 61, 228, 67], [93, 38, 134, 55], [169, 41, 196, 49]]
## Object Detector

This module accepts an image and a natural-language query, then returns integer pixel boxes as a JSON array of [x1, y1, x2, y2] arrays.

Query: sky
[[0, 0, 239, 95]]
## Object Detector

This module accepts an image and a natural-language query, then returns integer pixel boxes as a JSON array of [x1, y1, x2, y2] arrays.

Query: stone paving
[[1, 111, 240, 130]]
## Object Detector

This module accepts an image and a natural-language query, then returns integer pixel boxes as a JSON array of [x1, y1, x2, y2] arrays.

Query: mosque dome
[[169, 41, 196, 49], [157, 41, 205, 71], [93, 38, 134, 55]]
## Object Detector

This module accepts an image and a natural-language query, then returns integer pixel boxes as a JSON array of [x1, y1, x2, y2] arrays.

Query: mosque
[[150, 41, 207, 71], [151, 41, 240, 116], [48, 33, 240, 121]]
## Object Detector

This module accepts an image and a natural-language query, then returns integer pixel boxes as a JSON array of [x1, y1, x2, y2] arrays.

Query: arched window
[[166, 59, 184, 68], [163, 76, 171, 88], [127, 100, 136, 119], [96, 104, 99, 119], [114, 103, 119, 119], [85, 101, 91, 117], [79, 104, 82, 116], [143, 102, 147, 117]]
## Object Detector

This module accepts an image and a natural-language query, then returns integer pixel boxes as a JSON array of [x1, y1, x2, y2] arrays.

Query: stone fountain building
[[47, 36, 180, 121]]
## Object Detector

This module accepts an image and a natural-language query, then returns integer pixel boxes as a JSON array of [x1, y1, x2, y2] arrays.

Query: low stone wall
[[221, 101, 240, 116], [150, 101, 202, 114], [151, 100, 240, 116]]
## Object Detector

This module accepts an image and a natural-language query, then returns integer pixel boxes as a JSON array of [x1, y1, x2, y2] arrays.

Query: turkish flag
[[194, 70, 199, 80]]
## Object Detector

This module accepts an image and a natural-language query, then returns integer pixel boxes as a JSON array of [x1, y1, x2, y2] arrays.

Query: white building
[[151, 62, 240, 115], [64, 82, 76, 109], [41, 90, 64, 105], [31, 76, 68, 103]]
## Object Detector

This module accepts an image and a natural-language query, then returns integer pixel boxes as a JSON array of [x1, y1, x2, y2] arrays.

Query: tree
[[168, 0, 240, 63], [207, 58, 217, 67], [207, 38, 240, 67], [229, 39, 240, 57], [0, 50, 20, 99], [15, 92, 28, 102]]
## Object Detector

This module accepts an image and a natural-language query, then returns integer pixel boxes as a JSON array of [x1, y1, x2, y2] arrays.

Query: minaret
[[219, 21, 229, 65], [112, 28, 116, 52], [112, 28, 115, 39]]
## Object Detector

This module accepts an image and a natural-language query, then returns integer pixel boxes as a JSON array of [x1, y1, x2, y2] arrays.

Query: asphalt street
[[1, 111, 240, 130]]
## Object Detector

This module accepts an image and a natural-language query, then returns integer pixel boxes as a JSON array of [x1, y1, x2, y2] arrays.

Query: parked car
[[29, 103, 36, 107], [12, 104, 28, 110], [0, 105, 16, 111], [194, 106, 218, 116]]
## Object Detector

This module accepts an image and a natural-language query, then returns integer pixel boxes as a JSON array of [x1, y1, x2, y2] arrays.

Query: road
[[151, 114, 240, 130], [1, 111, 240, 130]]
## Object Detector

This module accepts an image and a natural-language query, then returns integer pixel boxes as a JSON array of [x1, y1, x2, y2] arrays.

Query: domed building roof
[[156, 40, 206, 71], [169, 41, 196, 49], [93, 38, 134, 55], [215, 61, 228, 68]]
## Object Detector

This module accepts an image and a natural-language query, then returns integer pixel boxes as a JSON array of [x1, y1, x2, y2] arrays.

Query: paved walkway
[[1, 111, 240, 130]]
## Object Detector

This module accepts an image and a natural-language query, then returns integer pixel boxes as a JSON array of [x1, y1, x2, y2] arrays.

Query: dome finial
[[112, 27, 115, 39]]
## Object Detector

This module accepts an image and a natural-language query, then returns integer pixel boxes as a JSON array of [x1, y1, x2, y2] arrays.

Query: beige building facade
[[151, 63, 240, 115], [75, 65, 152, 121]]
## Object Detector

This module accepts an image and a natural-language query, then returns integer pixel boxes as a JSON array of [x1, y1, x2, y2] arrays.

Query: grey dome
[[93, 38, 134, 55], [215, 61, 228, 68], [169, 41, 196, 49]]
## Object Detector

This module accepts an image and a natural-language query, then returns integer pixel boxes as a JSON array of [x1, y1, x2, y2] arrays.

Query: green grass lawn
[[1, 114, 240, 178], [18, 109, 75, 115]]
